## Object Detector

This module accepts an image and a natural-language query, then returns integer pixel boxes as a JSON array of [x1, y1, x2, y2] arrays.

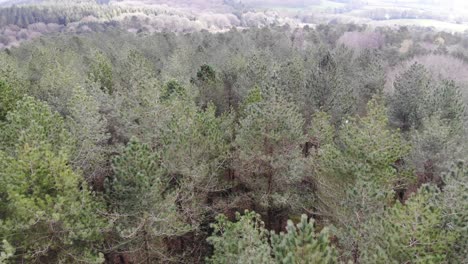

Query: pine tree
[[360, 185, 457, 263], [315, 98, 411, 216], [442, 162, 468, 263], [0, 80, 21, 121], [304, 49, 355, 125], [320, 98, 412, 260], [355, 49, 385, 113], [234, 88, 306, 228], [207, 211, 273, 264], [0, 137, 106, 263], [0, 95, 107, 262], [0, 96, 75, 155], [67, 85, 110, 182], [160, 79, 186, 101], [113, 50, 162, 143], [192, 64, 227, 113], [88, 51, 114, 94], [428, 79, 465, 130], [389, 63, 432, 131], [409, 115, 463, 175], [156, 97, 232, 226], [271, 214, 337, 264], [105, 139, 188, 263]]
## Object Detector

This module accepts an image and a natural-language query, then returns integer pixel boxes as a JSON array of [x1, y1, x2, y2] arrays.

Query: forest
[[0, 1, 468, 264]]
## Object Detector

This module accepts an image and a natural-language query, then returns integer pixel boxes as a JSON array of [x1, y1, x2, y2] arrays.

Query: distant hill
[[0, 0, 42, 7]]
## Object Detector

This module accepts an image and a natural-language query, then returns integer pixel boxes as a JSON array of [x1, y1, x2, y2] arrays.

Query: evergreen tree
[[0, 96, 75, 155], [105, 139, 187, 263], [192, 64, 227, 113], [88, 51, 114, 94], [67, 85, 110, 182], [0, 143, 107, 263], [428, 79, 465, 130], [319, 98, 412, 260], [0, 97, 106, 263], [113, 50, 162, 143], [0, 80, 21, 121], [234, 88, 306, 228], [442, 162, 468, 263], [360, 185, 457, 263], [389, 63, 432, 131], [355, 49, 385, 113], [157, 97, 231, 226], [304, 49, 355, 124], [160, 79, 186, 102], [207, 211, 273, 264], [271, 214, 337, 264]]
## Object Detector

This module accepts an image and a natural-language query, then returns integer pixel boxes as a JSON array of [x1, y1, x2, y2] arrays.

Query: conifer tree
[[355, 49, 385, 113], [442, 162, 468, 263], [304, 50, 355, 124], [0, 79, 21, 121], [0, 143, 107, 263], [67, 85, 110, 182], [360, 185, 457, 263], [0, 97, 106, 263], [0, 96, 75, 155], [88, 51, 114, 94], [105, 139, 187, 263], [234, 88, 306, 228], [207, 211, 273, 264], [428, 79, 465, 130], [157, 97, 231, 226], [271, 214, 337, 264], [389, 63, 432, 131]]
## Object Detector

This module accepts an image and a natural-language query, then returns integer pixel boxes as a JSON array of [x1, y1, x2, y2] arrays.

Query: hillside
[[0, 1, 467, 263]]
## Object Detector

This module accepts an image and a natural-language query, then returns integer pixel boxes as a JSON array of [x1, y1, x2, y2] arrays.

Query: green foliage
[[389, 63, 431, 131], [354, 49, 385, 112], [157, 98, 232, 224], [105, 139, 188, 262], [442, 162, 468, 263], [207, 211, 273, 264], [276, 55, 305, 104], [241, 85, 263, 108], [318, 98, 413, 260], [0, 143, 106, 263], [67, 85, 110, 180], [0, 80, 21, 121], [107, 139, 161, 214], [427, 79, 465, 130], [0, 96, 75, 155], [196, 64, 217, 83], [308, 111, 335, 145], [314, 98, 411, 218], [192, 64, 228, 113], [234, 90, 306, 219], [160, 80, 186, 101], [304, 49, 356, 124], [113, 50, 162, 142], [410, 115, 464, 174], [208, 212, 338, 264], [0, 21, 467, 264], [271, 215, 337, 264], [0, 95, 105, 263], [88, 51, 114, 94], [0, 240, 15, 263], [338, 98, 411, 185], [28, 47, 84, 115], [360, 185, 457, 263]]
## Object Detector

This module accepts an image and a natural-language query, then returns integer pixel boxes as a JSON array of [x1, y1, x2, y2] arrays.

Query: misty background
[[0, 0, 467, 49]]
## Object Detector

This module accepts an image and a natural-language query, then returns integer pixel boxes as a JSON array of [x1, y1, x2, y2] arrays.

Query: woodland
[[0, 1, 467, 263]]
